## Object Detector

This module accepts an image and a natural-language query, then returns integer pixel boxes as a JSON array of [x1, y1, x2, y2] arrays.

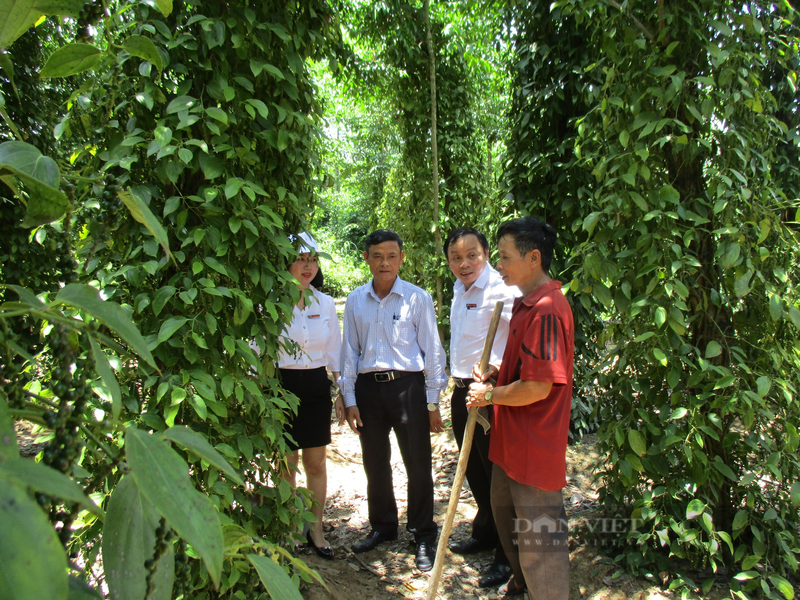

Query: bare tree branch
[[607, 0, 655, 41]]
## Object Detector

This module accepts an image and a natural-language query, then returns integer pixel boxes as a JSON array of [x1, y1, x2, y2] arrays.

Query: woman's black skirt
[[279, 366, 333, 451]]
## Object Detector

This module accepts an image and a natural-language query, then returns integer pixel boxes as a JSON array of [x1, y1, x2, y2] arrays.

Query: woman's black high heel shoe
[[293, 528, 308, 553], [306, 530, 334, 559]]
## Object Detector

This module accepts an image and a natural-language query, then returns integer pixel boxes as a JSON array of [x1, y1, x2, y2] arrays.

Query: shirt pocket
[[462, 307, 492, 340], [391, 319, 416, 345]]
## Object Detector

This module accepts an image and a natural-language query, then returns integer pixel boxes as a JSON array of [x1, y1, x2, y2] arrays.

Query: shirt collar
[[516, 279, 562, 308], [454, 264, 493, 294], [295, 287, 319, 312], [368, 276, 404, 300]]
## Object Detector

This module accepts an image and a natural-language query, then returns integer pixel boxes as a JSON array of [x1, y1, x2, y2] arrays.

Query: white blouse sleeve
[[324, 294, 342, 370]]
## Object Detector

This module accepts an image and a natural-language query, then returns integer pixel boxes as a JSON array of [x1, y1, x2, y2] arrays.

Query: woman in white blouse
[[279, 232, 344, 558]]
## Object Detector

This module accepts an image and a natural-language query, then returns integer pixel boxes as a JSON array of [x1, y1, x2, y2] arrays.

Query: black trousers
[[355, 372, 437, 543], [451, 380, 508, 566]]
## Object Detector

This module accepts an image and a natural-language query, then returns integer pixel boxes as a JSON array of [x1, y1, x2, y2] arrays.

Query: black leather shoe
[[501, 575, 527, 597], [415, 540, 435, 572], [478, 562, 512, 588], [306, 530, 334, 560], [352, 530, 397, 553], [448, 536, 494, 555]]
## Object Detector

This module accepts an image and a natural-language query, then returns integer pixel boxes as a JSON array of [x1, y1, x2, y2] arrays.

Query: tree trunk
[[423, 0, 444, 339], [487, 134, 494, 184]]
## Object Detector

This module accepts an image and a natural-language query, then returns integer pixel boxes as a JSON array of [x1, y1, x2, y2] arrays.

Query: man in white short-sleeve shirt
[[445, 227, 520, 589]]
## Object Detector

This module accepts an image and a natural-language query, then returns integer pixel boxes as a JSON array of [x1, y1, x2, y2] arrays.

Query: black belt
[[360, 370, 419, 383], [453, 377, 473, 388]]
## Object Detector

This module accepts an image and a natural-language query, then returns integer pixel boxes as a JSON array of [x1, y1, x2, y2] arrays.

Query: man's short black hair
[[365, 229, 403, 253], [496, 217, 557, 272], [443, 227, 489, 259]]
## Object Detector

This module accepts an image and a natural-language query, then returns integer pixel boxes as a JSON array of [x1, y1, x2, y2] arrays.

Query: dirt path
[[293, 388, 730, 600]]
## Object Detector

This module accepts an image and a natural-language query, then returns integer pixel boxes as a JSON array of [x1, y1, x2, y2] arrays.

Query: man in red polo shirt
[[466, 216, 573, 599]]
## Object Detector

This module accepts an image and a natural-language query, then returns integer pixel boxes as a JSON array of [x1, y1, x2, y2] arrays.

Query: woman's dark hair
[[443, 227, 489, 258], [364, 229, 403, 253], [496, 217, 557, 272], [310, 265, 324, 289]]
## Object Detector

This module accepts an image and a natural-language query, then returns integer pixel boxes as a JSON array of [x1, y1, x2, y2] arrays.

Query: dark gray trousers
[[491, 464, 569, 599]]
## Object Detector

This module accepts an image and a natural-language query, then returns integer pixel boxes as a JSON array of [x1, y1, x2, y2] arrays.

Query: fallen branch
[[352, 553, 385, 578], [330, 446, 362, 464], [320, 578, 349, 600]]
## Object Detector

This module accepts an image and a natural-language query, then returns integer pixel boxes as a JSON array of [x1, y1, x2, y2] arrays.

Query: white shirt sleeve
[[339, 292, 360, 407], [324, 295, 342, 371], [490, 291, 516, 368], [415, 290, 448, 403]]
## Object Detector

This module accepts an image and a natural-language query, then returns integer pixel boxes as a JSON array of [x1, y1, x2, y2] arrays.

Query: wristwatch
[[483, 386, 494, 405], [427, 403, 438, 412]]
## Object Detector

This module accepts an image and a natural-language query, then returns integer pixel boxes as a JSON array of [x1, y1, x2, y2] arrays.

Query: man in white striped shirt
[[340, 229, 447, 572]]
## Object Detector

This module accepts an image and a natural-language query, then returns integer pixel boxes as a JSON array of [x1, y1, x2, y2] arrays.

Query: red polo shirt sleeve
[[519, 306, 569, 386]]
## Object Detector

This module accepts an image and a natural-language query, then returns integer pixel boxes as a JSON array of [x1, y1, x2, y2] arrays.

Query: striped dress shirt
[[339, 276, 447, 408]]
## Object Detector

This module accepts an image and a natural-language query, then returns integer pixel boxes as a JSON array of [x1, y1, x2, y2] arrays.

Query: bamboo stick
[[425, 301, 504, 599]]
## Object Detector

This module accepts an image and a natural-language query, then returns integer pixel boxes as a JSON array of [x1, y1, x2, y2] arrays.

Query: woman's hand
[[334, 392, 345, 426]]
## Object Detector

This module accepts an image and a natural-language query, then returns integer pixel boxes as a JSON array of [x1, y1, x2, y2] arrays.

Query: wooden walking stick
[[425, 300, 504, 600]]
